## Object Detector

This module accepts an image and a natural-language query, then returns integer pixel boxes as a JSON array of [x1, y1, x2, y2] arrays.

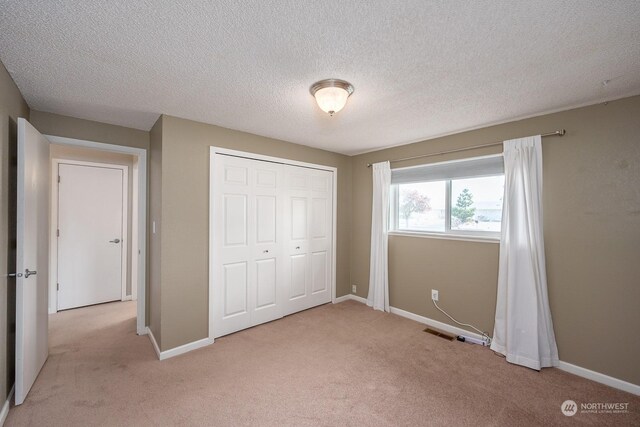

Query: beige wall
[[351, 95, 640, 385], [155, 114, 352, 351], [30, 111, 149, 151], [0, 63, 29, 403], [50, 144, 136, 296], [148, 117, 163, 345]]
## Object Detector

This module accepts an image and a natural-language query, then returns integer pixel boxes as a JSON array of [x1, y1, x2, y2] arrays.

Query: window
[[390, 155, 504, 239]]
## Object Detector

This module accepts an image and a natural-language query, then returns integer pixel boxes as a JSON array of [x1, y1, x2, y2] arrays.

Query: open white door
[[15, 118, 50, 405]]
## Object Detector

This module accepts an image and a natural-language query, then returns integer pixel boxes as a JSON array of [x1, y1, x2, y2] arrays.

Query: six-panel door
[[212, 155, 284, 338], [283, 165, 333, 316]]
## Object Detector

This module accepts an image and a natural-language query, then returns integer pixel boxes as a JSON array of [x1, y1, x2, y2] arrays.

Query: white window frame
[[389, 158, 503, 243]]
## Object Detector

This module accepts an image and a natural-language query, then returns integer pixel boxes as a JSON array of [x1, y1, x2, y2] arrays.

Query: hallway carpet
[[6, 300, 639, 426]]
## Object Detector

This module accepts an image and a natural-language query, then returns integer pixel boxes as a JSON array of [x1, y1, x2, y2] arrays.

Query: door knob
[[109, 238, 121, 244], [295, 246, 301, 250], [263, 250, 269, 253], [8, 272, 23, 278], [24, 269, 37, 278]]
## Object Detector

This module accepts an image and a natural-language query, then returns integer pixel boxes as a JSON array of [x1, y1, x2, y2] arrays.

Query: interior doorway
[[45, 135, 147, 336]]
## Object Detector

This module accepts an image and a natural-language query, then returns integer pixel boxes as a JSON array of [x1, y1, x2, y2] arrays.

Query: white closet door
[[307, 168, 333, 307], [252, 161, 284, 326], [212, 155, 283, 338], [283, 165, 333, 315]]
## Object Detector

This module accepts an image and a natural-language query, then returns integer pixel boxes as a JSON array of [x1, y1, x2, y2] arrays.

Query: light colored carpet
[[6, 300, 639, 426]]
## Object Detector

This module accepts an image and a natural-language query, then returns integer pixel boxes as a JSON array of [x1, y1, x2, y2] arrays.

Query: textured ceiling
[[1, 1, 639, 155]]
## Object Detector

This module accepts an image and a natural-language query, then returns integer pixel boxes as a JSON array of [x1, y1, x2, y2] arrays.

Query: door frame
[[208, 146, 338, 342], [50, 159, 129, 311], [44, 135, 148, 336]]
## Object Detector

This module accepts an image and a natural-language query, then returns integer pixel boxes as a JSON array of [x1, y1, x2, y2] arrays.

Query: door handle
[[8, 272, 23, 278], [109, 238, 121, 244], [24, 269, 37, 278], [295, 246, 301, 250], [263, 250, 269, 253]]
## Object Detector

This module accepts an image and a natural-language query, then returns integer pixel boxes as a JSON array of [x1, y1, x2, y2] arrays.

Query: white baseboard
[[350, 295, 368, 304], [333, 294, 351, 303], [146, 327, 214, 361], [333, 294, 368, 304], [344, 297, 640, 396], [1, 385, 14, 426], [558, 361, 640, 396], [389, 306, 486, 341], [147, 327, 162, 359], [122, 295, 133, 302]]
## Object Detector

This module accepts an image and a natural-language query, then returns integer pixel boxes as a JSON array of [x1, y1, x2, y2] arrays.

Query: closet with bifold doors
[[210, 151, 335, 338]]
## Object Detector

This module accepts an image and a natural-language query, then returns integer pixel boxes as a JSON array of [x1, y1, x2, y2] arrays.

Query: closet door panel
[[255, 258, 277, 309], [224, 165, 248, 185], [289, 254, 307, 299], [289, 171, 308, 190], [213, 156, 253, 336], [308, 169, 333, 306], [250, 160, 283, 326], [311, 251, 329, 294], [256, 196, 276, 244], [223, 262, 248, 317], [283, 165, 310, 314], [311, 198, 327, 238], [256, 169, 277, 188], [224, 194, 248, 246], [290, 197, 307, 240]]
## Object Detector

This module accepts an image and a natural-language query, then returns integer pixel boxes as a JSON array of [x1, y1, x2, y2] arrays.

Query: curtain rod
[[366, 129, 566, 167]]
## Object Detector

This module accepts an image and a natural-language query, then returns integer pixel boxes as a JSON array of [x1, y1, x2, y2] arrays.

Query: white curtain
[[490, 135, 559, 370], [367, 161, 391, 312]]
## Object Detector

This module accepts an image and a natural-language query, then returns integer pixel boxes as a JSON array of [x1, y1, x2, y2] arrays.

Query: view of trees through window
[[396, 175, 504, 234], [398, 181, 445, 232]]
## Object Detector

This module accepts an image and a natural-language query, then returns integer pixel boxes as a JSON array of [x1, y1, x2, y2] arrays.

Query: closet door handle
[[295, 246, 300, 250], [263, 250, 269, 253], [109, 238, 121, 244]]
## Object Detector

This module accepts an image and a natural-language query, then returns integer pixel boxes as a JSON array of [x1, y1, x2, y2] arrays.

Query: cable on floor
[[432, 298, 492, 345]]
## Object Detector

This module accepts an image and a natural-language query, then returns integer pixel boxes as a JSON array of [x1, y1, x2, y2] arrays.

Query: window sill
[[388, 230, 500, 244]]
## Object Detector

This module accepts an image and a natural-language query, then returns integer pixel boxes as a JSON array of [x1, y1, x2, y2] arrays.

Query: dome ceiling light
[[309, 79, 354, 116]]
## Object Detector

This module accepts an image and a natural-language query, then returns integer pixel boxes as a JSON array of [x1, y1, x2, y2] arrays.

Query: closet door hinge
[[56, 283, 59, 291], [58, 175, 60, 183], [56, 229, 60, 237]]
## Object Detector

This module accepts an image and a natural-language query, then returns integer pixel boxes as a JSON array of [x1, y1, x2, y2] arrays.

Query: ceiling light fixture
[[310, 79, 354, 116]]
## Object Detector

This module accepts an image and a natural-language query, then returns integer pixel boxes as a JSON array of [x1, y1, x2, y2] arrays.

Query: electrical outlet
[[352, 285, 357, 293], [431, 289, 439, 302]]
